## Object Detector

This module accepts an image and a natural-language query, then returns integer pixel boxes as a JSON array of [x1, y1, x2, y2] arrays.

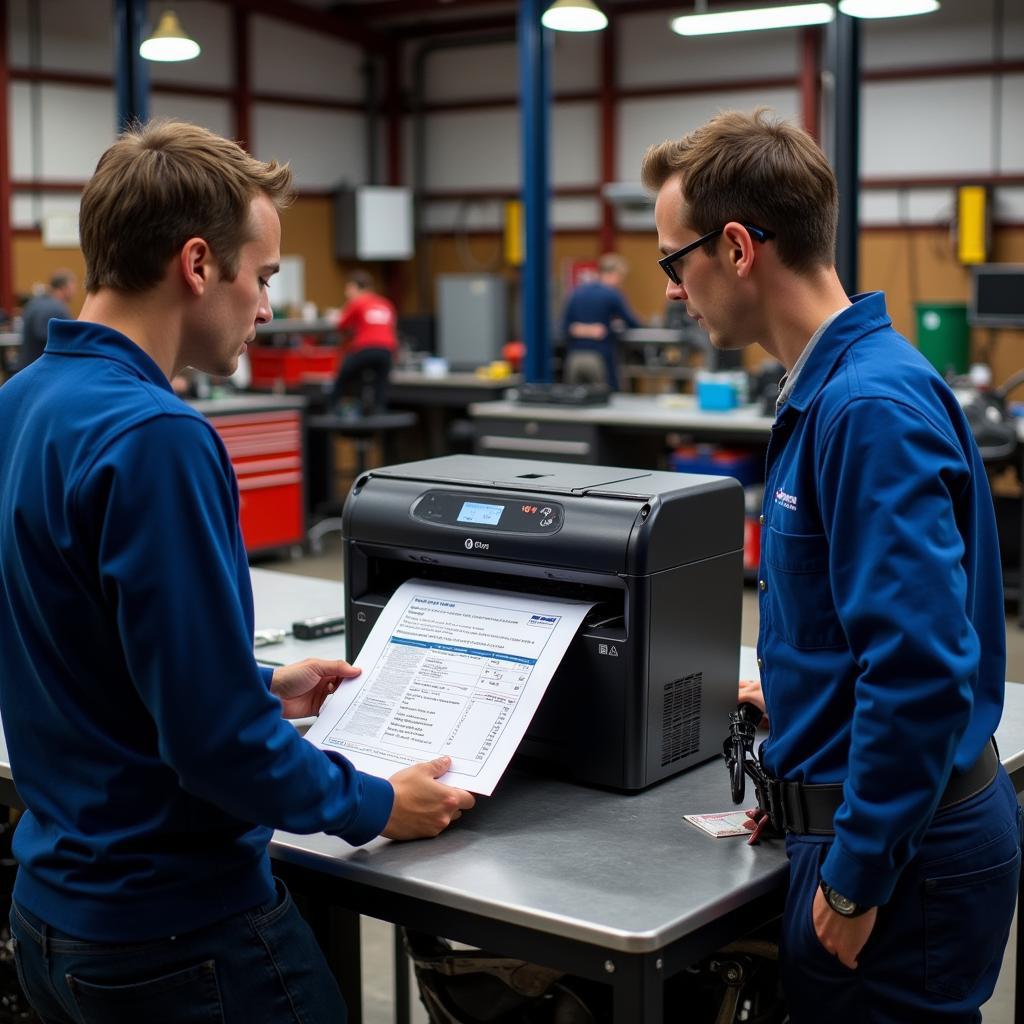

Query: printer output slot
[[586, 609, 625, 631], [356, 556, 627, 637]]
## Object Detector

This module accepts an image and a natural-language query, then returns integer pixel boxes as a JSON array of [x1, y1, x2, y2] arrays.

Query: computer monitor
[[397, 314, 436, 354], [969, 265, 1024, 328]]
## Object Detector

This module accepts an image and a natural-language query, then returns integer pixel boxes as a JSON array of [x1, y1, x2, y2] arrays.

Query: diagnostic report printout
[[304, 579, 592, 794]]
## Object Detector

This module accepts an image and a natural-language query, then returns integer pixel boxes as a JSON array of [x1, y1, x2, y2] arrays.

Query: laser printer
[[341, 455, 743, 791]]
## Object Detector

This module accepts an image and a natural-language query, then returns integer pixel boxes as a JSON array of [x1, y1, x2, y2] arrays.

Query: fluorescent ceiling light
[[839, 0, 940, 17], [542, 0, 608, 32], [139, 10, 201, 62], [671, 3, 834, 36]]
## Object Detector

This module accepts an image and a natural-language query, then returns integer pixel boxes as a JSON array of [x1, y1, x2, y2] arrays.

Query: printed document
[[304, 579, 593, 794]]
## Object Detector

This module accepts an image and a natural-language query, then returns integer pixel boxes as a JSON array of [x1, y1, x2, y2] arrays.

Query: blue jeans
[[10, 876, 347, 1024], [780, 768, 1023, 1023]]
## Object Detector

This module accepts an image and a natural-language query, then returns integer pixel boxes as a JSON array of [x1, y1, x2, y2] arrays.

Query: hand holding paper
[[271, 658, 361, 719], [383, 755, 477, 840], [304, 580, 593, 795]]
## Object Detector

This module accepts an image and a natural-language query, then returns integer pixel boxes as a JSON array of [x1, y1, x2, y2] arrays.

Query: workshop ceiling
[[287, 0, 696, 37]]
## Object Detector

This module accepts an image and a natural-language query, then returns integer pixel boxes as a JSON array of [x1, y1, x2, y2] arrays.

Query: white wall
[[250, 15, 365, 99], [618, 10, 800, 85], [400, 2, 1023, 234], [252, 106, 367, 191], [5, 1, 1024, 233], [7, 0, 112, 74], [6, 0, 371, 228]]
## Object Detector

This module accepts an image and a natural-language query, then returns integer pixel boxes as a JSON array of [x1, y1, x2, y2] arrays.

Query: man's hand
[[568, 322, 607, 340], [742, 807, 771, 845], [383, 756, 476, 840], [812, 886, 877, 969], [738, 678, 769, 728], [271, 658, 361, 719]]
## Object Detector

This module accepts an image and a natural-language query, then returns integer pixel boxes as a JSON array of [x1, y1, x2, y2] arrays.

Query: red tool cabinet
[[206, 408, 305, 554]]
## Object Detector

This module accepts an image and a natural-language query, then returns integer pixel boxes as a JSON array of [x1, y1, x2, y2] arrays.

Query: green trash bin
[[915, 302, 970, 377]]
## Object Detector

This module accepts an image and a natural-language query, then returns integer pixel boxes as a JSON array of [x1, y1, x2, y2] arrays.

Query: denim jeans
[[780, 768, 1023, 1024], [10, 876, 347, 1024]]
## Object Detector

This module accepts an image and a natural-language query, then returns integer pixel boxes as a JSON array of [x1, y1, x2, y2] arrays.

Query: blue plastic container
[[669, 445, 762, 487], [696, 373, 741, 411]]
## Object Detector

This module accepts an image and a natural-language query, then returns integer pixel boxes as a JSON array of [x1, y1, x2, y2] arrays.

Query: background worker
[[642, 108, 1021, 1022], [559, 253, 640, 391], [329, 269, 398, 414], [0, 120, 474, 1024], [14, 270, 76, 372]]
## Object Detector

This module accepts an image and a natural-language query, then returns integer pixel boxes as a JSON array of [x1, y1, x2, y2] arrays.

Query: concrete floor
[[259, 537, 1022, 1023]]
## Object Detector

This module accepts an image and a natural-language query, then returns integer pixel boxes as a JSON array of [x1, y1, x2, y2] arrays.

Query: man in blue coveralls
[[0, 121, 475, 1023], [642, 108, 1022, 1022], [560, 253, 640, 390]]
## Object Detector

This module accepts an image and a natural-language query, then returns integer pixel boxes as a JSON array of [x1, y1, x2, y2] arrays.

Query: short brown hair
[[80, 120, 295, 293], [598, 253, 627, 277], [640, 108, 837, 272], [347, 270, 375, 292]]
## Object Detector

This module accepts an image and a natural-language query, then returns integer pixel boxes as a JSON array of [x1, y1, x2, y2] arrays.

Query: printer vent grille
[[661, 673, 702, 767]]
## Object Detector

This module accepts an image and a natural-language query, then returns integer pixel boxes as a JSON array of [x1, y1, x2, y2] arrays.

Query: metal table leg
[[611, 953, 664, 1023], [394, 926, 411, 1024]]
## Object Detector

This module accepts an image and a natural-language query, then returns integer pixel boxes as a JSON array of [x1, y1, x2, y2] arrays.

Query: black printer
[[341, 455, 743, 791]]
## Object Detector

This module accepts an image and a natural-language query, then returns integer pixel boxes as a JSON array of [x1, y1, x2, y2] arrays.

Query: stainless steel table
[[470, 393, 774, 465], [254, 318, 337, 338], [386, 371, 520, 459], [2, 569, 1022, 1023]]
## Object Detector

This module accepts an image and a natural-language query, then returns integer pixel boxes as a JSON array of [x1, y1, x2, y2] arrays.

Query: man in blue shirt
[[14, 270, 76, 372], [0, 121, 475, 1023], [642, 110, 1021, 1022], [560, 253, 640, 391]]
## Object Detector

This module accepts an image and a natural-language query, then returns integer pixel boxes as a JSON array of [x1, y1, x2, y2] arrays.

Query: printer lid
[[370, 455, 661, 497], [352, 455, 744, 575]]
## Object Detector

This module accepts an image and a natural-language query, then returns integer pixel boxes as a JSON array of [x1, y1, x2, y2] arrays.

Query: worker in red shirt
[[329, 270, 398, 413]]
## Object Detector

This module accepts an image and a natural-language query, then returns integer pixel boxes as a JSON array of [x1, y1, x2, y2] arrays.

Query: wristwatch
[[820, 881, 869, 918]]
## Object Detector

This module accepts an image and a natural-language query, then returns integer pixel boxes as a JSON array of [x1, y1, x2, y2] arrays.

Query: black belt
[[762, 740, 999, 836]]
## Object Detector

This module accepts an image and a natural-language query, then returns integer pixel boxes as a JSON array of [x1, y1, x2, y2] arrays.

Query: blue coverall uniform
[[0, 322, 394, 986], [560, 280, 639, 390], [758, 293, 1022, 1021]]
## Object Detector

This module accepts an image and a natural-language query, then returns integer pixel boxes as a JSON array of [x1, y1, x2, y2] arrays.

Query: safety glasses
[[658, 224, 776, 285]]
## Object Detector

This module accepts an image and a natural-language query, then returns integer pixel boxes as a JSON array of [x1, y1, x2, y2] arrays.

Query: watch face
[[828, 890, 858, 916]]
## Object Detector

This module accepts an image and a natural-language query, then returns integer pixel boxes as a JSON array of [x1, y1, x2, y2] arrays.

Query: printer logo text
[[464, 537, 490, 552]]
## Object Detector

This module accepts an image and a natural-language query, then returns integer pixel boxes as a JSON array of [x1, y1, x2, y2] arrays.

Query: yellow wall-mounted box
[[504, 200, 524, 267], [957, 186, 989, 265]]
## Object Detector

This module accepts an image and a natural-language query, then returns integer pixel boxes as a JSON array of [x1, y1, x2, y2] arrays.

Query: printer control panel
[[412, 490, 564, 535]]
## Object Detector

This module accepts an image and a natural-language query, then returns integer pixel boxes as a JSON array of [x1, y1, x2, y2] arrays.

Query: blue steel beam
[[827, 10, 860, 296], [517, 0, 552, 383], [113, 0, 149, 131]]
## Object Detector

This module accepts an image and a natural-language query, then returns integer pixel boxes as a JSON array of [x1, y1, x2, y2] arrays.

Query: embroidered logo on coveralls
[[775, 489, 798, 512]]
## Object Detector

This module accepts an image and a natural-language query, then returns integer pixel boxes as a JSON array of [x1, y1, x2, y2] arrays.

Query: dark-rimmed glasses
[[658, 224, 776, 286]]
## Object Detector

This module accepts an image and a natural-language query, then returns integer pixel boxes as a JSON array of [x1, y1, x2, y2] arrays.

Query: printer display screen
[[413, 490, 563, 535], [457, 501, 505, 526]]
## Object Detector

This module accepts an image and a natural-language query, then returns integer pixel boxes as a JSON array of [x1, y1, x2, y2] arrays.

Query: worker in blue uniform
[[560, 252, 640, 390], [0, 121, 475, 1024], [642, 108, 1021, 1023]]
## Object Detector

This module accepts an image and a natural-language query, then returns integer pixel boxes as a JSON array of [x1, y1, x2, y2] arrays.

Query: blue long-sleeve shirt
[[560, 280, 639, 342], [560, 280, 639, 391], [758, 292, 1005, 908], [0, 320, 394, 941]]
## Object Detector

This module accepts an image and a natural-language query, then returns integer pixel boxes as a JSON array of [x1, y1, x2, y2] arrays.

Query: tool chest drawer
[[208, 410, 305, 553]]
